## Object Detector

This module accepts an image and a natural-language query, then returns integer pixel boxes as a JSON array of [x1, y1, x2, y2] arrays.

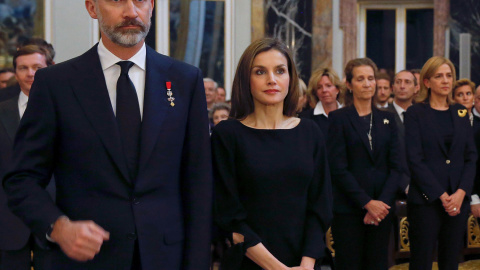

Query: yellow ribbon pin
[[458, 109, 467, 117]]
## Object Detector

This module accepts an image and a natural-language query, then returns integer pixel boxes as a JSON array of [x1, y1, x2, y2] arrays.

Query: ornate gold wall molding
[[251, 0, 265, 41]]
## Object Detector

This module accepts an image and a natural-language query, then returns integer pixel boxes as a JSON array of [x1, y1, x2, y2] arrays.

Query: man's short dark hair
[[13, 45, 49, 70], [18, 37, 55, 65]]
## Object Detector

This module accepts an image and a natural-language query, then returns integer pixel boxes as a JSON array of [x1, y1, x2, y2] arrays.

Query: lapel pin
[[166, 81, 175, 107], [458, 109, 467, 117], [383, 119, 389, 124]]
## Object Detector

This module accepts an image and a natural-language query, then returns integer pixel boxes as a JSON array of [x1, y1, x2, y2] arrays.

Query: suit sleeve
[[378, 113, 403, 206], [327, 112, 372, 209], [2, 69, 63, 246], [458, 117, 477, 196], [179, 68, 213, 270], [211, 123, 262, 251], [404, 108, 445, 200], [302, 123, 333, 259]]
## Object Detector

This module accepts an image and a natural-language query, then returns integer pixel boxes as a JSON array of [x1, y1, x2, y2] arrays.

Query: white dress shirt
[[392, 101, 407, 123], [97, 39, 146, 119], [313, 101, 343, 117], [18, 91, 28, 119]]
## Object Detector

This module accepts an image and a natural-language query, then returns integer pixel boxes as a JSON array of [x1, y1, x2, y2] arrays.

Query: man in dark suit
[[0, 45, 53, 269], [386, 70, 417, 195], [3, 0, 212, 269]]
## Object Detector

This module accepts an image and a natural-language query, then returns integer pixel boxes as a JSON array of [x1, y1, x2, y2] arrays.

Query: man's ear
[[85, 0, 98, 19]]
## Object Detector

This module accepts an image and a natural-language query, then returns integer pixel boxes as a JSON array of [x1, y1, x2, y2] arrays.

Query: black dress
[[211, 119, 332, 269]]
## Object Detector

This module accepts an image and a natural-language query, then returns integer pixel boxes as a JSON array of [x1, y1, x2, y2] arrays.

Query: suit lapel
[[70, 45, 131, 184], [0, 95, 20, 141], [347, 106, 374, 161], [138, 47, 172, 173]]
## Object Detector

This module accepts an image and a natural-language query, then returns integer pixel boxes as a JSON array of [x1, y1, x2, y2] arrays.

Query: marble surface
[[449, 0, 480, 84], [265, 0, 313, 82]]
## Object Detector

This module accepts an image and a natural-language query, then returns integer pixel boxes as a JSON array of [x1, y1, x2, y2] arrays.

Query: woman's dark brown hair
[[343, 58, 378, 107], [230, 38, 299, 119]]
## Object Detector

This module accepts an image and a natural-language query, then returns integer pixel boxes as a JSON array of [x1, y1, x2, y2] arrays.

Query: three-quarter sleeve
[[211, 124, 262, 250], [302, 123, 333, 259]]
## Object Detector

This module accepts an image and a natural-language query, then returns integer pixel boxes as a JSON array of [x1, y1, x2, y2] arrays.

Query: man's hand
[[364, 200, 390, 221], [50, 217, 110, 261]]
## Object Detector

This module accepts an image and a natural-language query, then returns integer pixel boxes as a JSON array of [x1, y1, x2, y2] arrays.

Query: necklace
[[367, 113, 373, 150]]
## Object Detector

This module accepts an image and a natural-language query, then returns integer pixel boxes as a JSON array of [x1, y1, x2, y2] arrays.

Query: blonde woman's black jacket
[[405, 103, 477, 204]]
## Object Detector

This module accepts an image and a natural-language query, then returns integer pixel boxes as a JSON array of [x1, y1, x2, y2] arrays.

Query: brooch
[[166, 81, 175, 107], [458, 109, 467, 117], [383, 119, 389, 124]]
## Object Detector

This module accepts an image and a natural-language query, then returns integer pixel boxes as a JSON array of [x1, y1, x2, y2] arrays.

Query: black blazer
[[0, 84, 20, 103], [3, 45, 213, 270], [327, 105, 402, 214], [299, 108, 329, 137], [0, 95, 30, 251], [386, 103, 410, 194], [405, 103, 477, 204]]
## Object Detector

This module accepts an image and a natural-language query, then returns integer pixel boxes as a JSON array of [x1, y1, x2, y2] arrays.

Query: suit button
[[132, 197, 140, 205], [446, 160, 451, 164], [127, 233, 137, 240]]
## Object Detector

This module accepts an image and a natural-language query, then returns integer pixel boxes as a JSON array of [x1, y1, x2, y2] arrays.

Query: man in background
[[216, 86, 226, 103], [0, 45, 54, 270], [374, 73, 392, 108], [0, 69, 14, 89]]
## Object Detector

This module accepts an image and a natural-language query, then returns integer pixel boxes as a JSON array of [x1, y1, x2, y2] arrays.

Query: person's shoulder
[[211, 119, 241, 137], [298, 108, 314, 118], [450, 103, 466, 110], [329, 105, 350, 119], [406, 102, 425, 113], [299, 117, 324, 137], [0, 84, 20, 103]]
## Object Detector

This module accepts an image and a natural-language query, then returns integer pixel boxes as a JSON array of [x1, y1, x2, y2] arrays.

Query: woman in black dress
[[299, 67, 344, 136], [405, 56, 477, 270], [327, 58, 402, 270], [212, 38, 332, 270]]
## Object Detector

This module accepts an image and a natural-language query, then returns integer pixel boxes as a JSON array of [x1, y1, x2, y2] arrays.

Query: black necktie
[[116, 61, 141, 180]]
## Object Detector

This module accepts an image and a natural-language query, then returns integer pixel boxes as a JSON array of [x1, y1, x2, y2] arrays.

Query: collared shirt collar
[[18, 90, 28, 119], [376, 102, 389, 109], [97, 39, 146, 71], [474, 107, 480, 118], [392, 101, 407, 122], [313, 101, 343, 117]]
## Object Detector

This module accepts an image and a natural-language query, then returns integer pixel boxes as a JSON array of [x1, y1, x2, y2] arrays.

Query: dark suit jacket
[[405, 103, 477, 204], [0, 84, 20, 103], [327, 105, 402, 214], [0, 95, 30, 251], [3, 45, 213, 270], [298, 108, 329, 137], [386, 103, 410, 194]]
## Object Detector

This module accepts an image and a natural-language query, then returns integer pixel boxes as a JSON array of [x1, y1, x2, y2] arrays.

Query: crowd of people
[[207, 38, 480, 270], [0, 1, 478, 270]]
